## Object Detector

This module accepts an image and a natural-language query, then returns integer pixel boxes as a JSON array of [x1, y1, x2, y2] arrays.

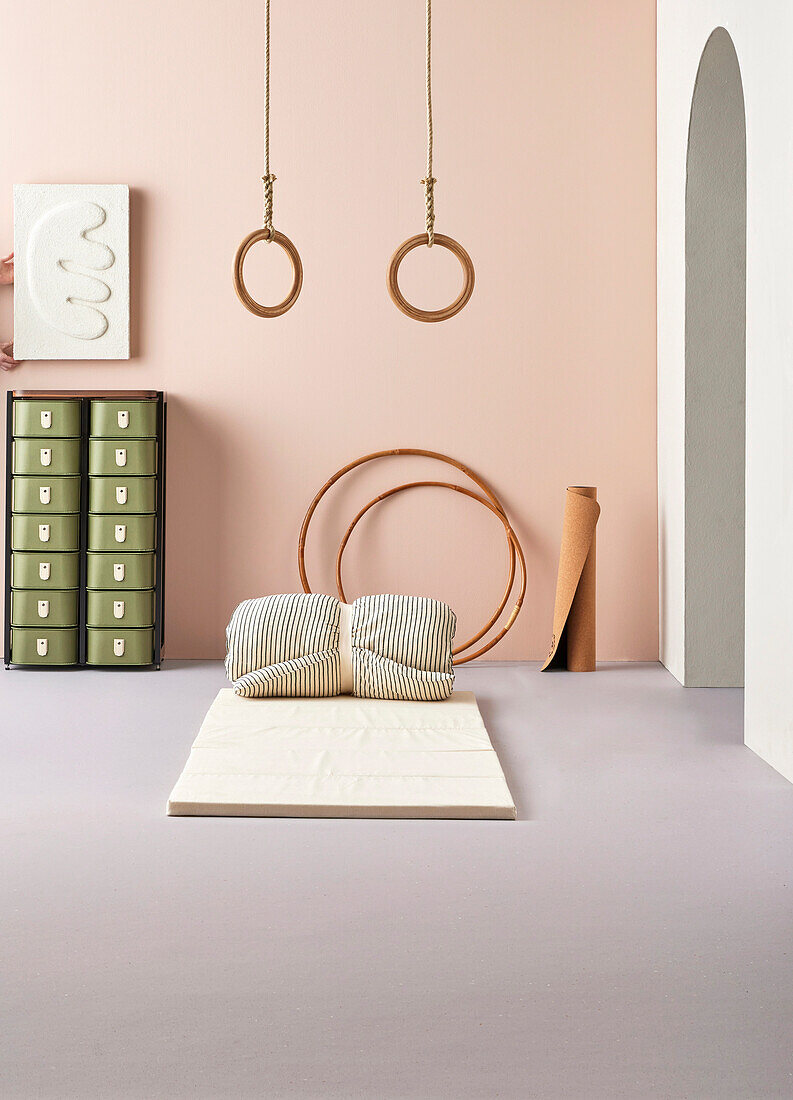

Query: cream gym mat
[[167, 690, 516, 819]]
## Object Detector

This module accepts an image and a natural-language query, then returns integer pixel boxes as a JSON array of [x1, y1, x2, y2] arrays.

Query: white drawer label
[[40, 410, 52, 429], [36, 638, 48, 656], [114, 638, 125, 657], [38, 524, 50, 543], [40, 448, 51, 467], [115, 525, 127, 543], [37, 600, 49, 618], [118, 410, 130, 429], [116, 485, 127, 505], [115, 448, 127, 467], [39, 561, 51, 581], [39, 485, 51, 505], [113, 563, 125, 582], [114, 601, 125, 619]]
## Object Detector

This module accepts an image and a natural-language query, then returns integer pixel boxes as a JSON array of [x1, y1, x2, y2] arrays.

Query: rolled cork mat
[[541, 487, 600, 672]]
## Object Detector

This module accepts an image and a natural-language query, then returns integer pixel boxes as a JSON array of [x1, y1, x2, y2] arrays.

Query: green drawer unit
[[86, 552, 155, 591], [14, 437, 81, 476], [5, 390, 166, 669], [89, 439, 157, 477], [87, 589, 154, 628], [91, 399, 157, 439], [11, 514, 80, 552], [89, 476, 156, 514], [86, 627, 154, 666], [12, 476, 81, 514], [88, 514, 156, 552], [11, 590, 79, 628], [10, 627, 78, 666], [13, 399, 81, 438], [11, 552, 80, 590]]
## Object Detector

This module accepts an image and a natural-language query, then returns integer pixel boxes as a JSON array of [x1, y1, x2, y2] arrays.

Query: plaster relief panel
[[13, 184, 129, 359]]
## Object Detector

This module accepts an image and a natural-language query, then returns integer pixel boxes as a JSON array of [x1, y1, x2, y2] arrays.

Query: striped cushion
[[225, 593, 456, 700]]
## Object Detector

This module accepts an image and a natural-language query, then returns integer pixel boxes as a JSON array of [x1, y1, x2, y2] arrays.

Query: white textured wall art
[[13, 184, 129, 359]]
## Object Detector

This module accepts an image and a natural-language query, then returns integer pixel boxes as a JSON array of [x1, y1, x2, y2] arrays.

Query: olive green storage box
[[11, 627, 78, 665], [86, 551, 155, 590], [89, 439, 157, 477], [11, 552, 80, 590], [86, 627, 154, 666], [89, 476, 156, 514], [13, 399, 81, 438], [12, 590, 79, 627], [91, 400, 157, 439], [87, 590, 155, 628], [11, 514, 80, 552], [14, 437, 81, 476], [88, 514, 156, 552], [12, 476, 81, 514]]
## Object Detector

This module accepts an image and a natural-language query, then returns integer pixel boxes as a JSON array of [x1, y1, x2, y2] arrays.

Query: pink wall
[[0, 0, 657, 660]]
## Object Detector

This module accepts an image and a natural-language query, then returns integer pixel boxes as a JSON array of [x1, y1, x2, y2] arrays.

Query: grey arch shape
[[684, 26, 746, 687]]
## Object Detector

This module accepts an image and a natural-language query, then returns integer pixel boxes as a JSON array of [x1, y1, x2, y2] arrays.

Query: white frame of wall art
[[13, 183, 130, 360]]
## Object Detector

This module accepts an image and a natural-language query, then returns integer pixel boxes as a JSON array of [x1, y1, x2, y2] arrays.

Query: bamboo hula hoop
[[233, 0, 302, 318], [387, 0, 474, 322], [297, 449, 525, 664]]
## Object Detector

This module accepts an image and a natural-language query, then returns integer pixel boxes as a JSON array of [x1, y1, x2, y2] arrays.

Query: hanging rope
[[234, 0, 303, 317], [387, 0, 474, 320], [262, 0, 276, 239], [421, 0, 436, 247]]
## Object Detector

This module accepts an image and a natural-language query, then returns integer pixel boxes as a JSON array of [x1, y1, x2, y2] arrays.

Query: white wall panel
[[658, 0, 793, 779]]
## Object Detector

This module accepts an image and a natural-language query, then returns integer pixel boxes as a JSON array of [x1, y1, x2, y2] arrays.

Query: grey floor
[[2, 662, 793, 1100]]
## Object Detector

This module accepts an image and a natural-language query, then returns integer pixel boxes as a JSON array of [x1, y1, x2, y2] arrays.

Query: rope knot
[[262, 173, 277, 237], [421, 177, 437, 247]]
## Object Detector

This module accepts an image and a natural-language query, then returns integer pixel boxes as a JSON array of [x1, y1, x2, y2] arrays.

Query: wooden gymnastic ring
[[297, 449, 524, 662], [334, 481, 526, 664], [387, 233, 474, 323], [233, 228, 303, 318]]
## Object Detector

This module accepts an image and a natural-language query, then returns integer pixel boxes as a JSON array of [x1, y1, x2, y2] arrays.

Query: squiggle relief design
[[27, 201, 115, 340]]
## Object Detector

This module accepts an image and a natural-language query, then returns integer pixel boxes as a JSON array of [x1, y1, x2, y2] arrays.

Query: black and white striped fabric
[[225, 593, 342, 698], [225, 593, 456, 700]]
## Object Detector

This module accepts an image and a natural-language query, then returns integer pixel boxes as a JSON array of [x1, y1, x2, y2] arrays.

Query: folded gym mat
[[225, 593, 456, 701], [167, 690, 516, 820]]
